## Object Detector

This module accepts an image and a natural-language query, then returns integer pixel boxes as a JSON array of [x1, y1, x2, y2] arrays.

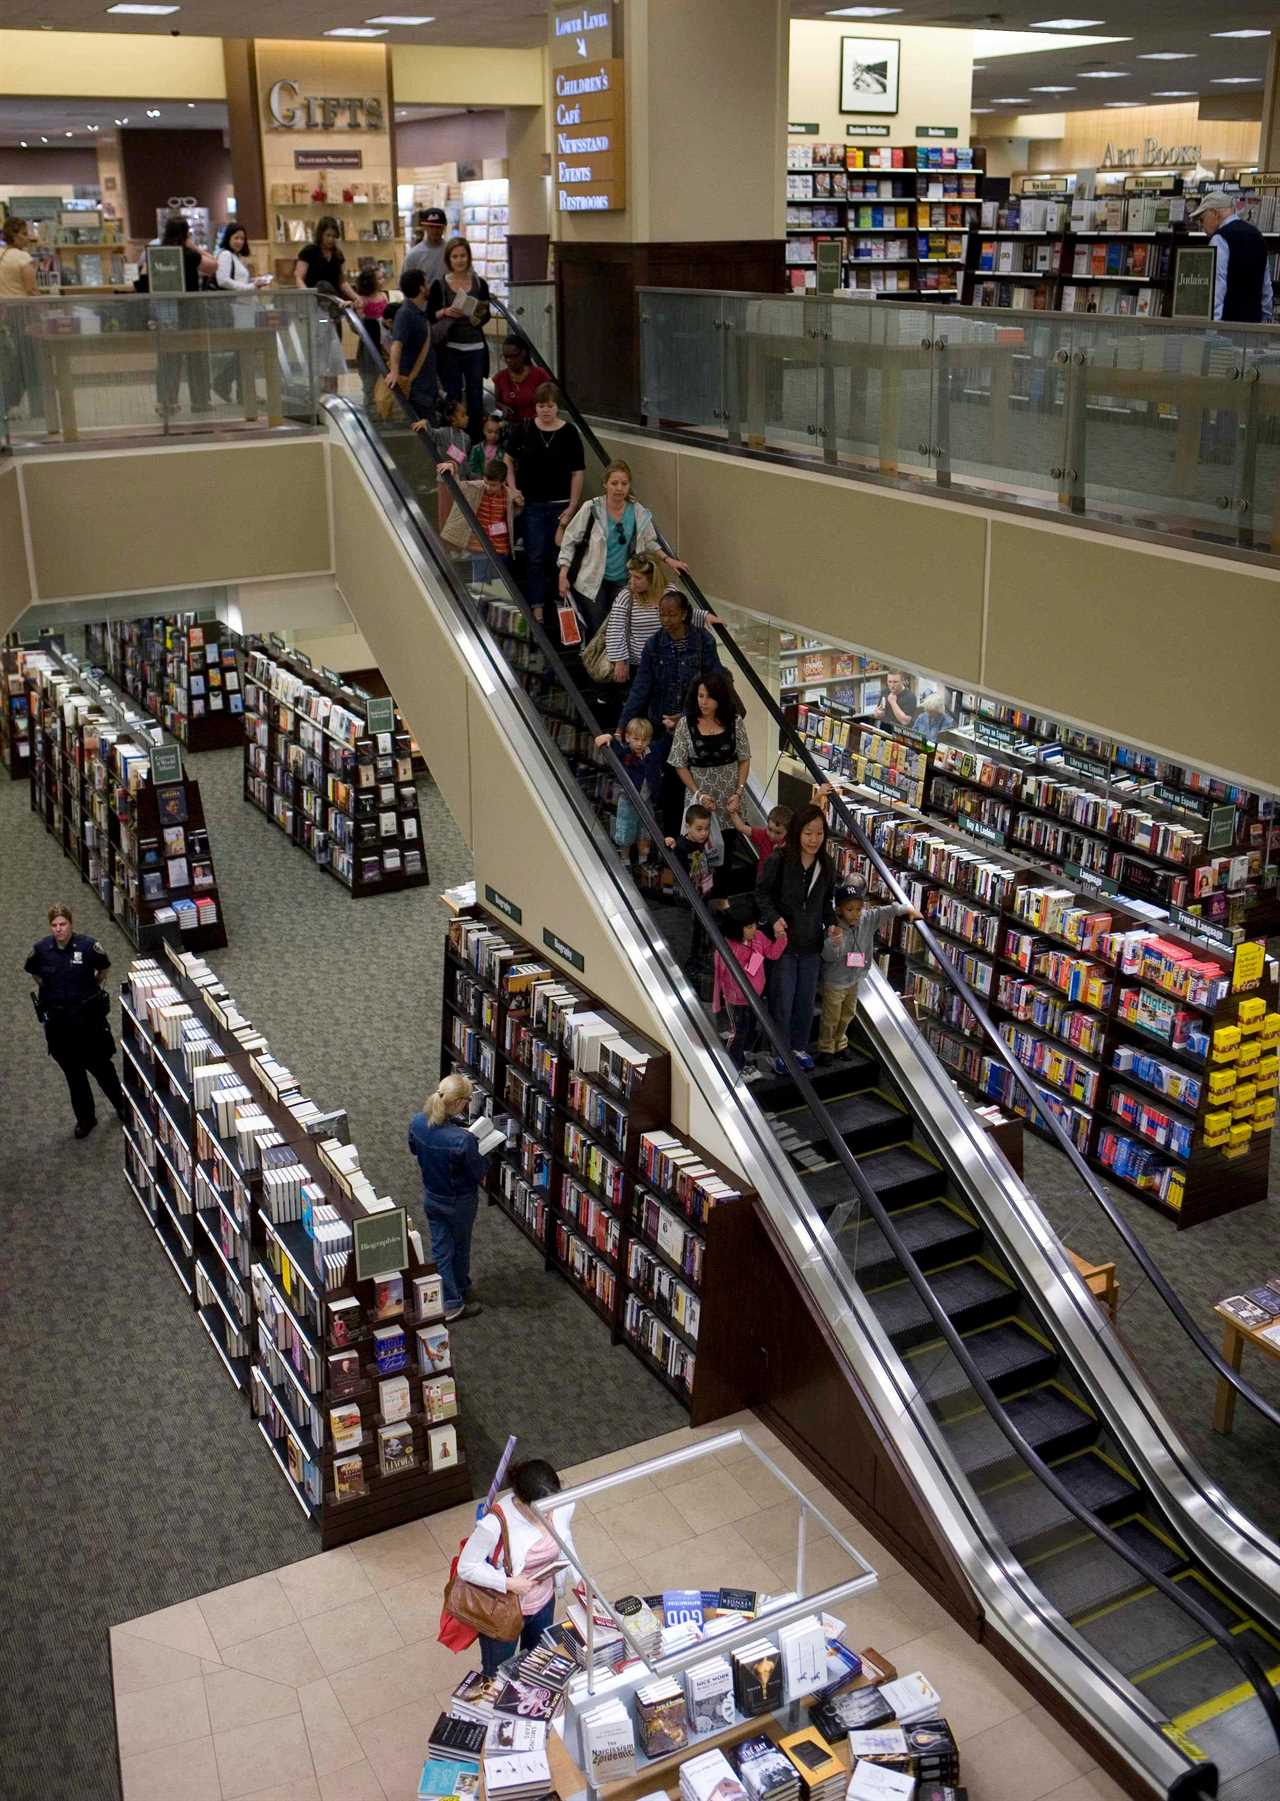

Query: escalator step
[[982, 1451, 1140, 1558], [906, 1319, 1059, 1415], [1075, 1576, 1245, 1674], [747, 1057, 875, 1112], [771, 1090, 906, 1161], [836, 1201, 982, 1288], [1186, 1701, 1280, 1788], [1137, 1628, 1280, 1724], [867, 1259, 1014, 1350], [944, 1386, 1096, 1486], [854, 1144, 943, 1208], [1035, 1519, 1186, 1620]]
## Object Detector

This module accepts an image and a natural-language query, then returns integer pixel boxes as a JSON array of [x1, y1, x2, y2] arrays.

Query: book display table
[[1211, 1294, 1280, 1436]]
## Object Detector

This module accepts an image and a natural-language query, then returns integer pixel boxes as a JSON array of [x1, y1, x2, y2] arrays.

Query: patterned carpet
[[0, 743, 683, 1801]]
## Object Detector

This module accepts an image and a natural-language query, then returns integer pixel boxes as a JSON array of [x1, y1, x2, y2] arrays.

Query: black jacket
[[25, 932, 110, 1015], [755, 851, 837, 956]]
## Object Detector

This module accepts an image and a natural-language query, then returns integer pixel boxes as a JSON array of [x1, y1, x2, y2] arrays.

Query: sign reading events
[[554, 60, 626, 212]]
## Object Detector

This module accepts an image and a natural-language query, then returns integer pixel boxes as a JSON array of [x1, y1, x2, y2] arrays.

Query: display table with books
[[1212, 1284, 1280, 1435]]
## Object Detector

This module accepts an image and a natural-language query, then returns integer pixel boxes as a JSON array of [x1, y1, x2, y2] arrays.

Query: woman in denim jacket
[[408, 1072, 489, 1322]]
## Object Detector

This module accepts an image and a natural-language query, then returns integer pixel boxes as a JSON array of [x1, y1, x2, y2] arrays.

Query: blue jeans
[[422, 1187, 479, 1314], [440, 345, 487, 442], [522, 498, 566, 613], [480, 1595, 556, 1678], [769, 948, 822, 1054]]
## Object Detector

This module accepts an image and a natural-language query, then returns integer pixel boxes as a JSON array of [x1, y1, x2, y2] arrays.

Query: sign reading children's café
[[553, 59, 627, 212]]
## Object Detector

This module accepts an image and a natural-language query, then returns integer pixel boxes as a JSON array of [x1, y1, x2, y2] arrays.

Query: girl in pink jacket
[[713, 907, 786, 1071]]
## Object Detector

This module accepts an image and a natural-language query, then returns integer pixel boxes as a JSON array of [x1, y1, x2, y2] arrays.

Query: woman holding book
[[408, 1072, 488, 1322], [427, 237, 492, 441], [456, 1458, 579, 1677]]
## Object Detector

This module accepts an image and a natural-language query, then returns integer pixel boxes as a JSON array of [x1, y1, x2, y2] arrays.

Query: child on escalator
[[817, 879, 919, 1064]]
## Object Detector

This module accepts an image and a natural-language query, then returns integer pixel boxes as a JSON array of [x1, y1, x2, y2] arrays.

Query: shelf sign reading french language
[[553, 59, 626, 211]]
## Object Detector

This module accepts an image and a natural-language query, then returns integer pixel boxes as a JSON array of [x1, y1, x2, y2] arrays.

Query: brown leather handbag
[[443, 1503, 525, 1640]]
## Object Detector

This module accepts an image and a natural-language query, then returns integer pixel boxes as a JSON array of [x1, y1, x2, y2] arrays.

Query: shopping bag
[[682, 793, 726, 867]]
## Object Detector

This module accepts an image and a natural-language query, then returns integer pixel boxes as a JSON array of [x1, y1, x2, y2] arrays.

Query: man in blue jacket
[[617, 588, 723, 836]]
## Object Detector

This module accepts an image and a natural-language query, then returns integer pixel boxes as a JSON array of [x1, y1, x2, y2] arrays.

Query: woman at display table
[[617, 589, 723, 837], [407, 1072, 487, 1323], [667, 670, 751, 884], [0, 216, 39, 421], [456, 1459, 578, 1678], [556, 460, 686, 642], [294, 216, 358, 386], [755, 803, 839, 1073], [427, 237, 491, 443], [509, 384, 585, 633], [494, 335, 544, 422]]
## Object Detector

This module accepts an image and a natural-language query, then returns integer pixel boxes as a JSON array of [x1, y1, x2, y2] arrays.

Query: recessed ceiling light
[[1077, 70, 1128, 78], [324, 25, 386, 34], [106, 3, 181, 12], [1212, 76, 1260, 83], [40, 136, 48, 143], [87, 123, 99, 131], [824, 6, 902, 15], [1104, 99, 1140, 106], [365, 12, 435, 19], [145, 108, 161, 117], [992, 97, 1031, 104], [970, 107, 994, 114], [1029, 17, 1105, 27], [1151, 90, 1196, 96], [65, 129, 74, 136], [1029, 84, 1076, 92], [187, 102, 195, 108], [19, 140, 27, 147], [1210, 29, 1269, 37], [1136, 51, 1196, 60]]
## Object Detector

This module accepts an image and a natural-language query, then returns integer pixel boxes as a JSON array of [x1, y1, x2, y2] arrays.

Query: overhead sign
[[789, 122, 820, 135], [552, 0, 613, 61], [1102, 138, 1200, 169], [553, 59, 626, 212], [916, 126, 958, 140], [295, 149, 363, 170], [847, 124, 890, 138], [265, 80, 385, 132]]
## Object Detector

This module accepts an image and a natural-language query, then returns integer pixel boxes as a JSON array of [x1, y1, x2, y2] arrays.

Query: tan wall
[[0, 30, 226, 98], [393, 44, 545, 108], [0, 467, 32, 639], [18, 441, 330, 603], [1011, 101, 1260, 174], [788, 21, 974, 148], [597, 429, 1280, 794]]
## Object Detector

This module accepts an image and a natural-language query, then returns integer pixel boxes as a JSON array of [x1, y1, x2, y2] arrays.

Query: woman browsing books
[[408, 1072, 490, 1322], [456, 1459, 579, 1677]]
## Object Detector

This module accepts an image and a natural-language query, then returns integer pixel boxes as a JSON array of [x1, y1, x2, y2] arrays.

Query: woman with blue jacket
[[408, 1072, 489, 1322]]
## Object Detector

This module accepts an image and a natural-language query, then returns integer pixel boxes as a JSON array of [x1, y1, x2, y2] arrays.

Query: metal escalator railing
[[481, 289, 1280, 1443], [328, 324, 1280, 1781]]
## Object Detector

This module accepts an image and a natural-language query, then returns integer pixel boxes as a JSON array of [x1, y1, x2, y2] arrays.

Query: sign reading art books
[[354, 1206, 409, 1282], [553, 59, 626, 212]]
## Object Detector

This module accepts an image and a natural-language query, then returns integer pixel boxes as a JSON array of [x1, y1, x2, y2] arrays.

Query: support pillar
[[1260, 38, 1280, 172], [506, 104, 550, 284]]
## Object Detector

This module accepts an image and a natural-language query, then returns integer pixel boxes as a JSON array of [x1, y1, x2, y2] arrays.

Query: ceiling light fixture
[[1029, 84, 1076, 91], [40, 136, 49, 143], [1103, 99, 1139, 106], [1076, 69, 1128, 78], [188, 102, 195, 108], [365, 13, 435, 21], [1212, 76, 1260, 82], [1136, 52, 1196, 60], [991, 97, 1031, 104], [65, 129, 74, 136], [970, 107, 994, 114], [1210, 29, 1270, 37], [145, 108, 161, 117], [1151, 89, 1195, 96], [19, 140, 27, 147], [324, 25, 387, 35], [87, 124, 99, 131], [1029, 18, 1105, 27], [106, 3, 181, 12], [824, 6, 902, 15]]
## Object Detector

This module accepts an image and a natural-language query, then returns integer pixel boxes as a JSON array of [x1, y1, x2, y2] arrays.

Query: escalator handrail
[[326, 354, 1280, 1768], [482, 289, 1280, 1439]]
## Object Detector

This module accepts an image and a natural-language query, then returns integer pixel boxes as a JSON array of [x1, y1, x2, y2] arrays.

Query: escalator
[[325, 305, 1280, 1800]]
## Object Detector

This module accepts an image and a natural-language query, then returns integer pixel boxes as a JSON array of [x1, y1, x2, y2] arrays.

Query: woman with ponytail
[[408, 1072, 489, 1321]]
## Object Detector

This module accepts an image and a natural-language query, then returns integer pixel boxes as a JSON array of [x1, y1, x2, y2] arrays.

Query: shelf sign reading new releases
[[553, 59, 626, 211]]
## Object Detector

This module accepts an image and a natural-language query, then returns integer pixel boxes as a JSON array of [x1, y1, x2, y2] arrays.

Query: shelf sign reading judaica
[[265, 80, 385, 132], [553, 60, 627, 211]]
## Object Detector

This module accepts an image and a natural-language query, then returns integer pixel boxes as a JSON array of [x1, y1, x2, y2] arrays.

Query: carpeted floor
[[0, 742, 684, 1801]]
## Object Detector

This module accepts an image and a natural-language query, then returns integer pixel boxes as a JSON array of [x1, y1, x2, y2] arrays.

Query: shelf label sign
[[1172, 246, 1216, 319], [1207, 803, 1236, 851], [543, 927, 585, 972], [354, 1207, 409, 1282], [484, 884, 523, 926], [1063, 751, 1110, 782], [847, 124, 890, 138], [149, 742, 183, 786], [816, 239, 843, 294], [147, 246, 186, 295], [365, 696, 396, 734], [295, 149, 363, 169], [1168, 905, 1238, 951], [916, 126, 959, 140], [789, 122, 820, 135], [321, 667, 342, 686]]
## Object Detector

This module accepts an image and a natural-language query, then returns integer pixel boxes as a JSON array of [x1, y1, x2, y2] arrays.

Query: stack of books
[[732, 1734, 802, 1801], [681, 1749, 748, 1801], [777, 1728, 845, 1801], [448, 1672, 503, 1724], [879, 1673, 943, 1725], [778, 1615, 829, 1702], [427, 1712, 488, 1763], [732, 1640, 783, 1717], [580, 1698, 636, 1787], [483, 1746, 552, 1801], [905, 1721, 960, 1787], [634, 1675, 689, 1757], [684, 1653, 736, 1734], [416, 1757, 480, 1801]]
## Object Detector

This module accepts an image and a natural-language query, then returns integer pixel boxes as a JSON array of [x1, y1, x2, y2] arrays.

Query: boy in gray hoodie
[[817, 879, 918, 1063]]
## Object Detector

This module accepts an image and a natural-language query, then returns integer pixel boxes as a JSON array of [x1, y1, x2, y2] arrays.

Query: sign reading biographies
[[553, 59, 627, 211]]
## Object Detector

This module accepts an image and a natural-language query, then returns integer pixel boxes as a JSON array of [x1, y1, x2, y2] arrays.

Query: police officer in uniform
[[25, 902, 127, 1138]]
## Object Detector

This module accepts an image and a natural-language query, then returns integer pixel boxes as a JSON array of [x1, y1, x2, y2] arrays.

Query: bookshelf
[[1, 645, 40, 779], [242, 639, 428, 897], [461, 177, 510, 302], [268, 183, 398, 285], [778, 635, 885, 709], [87, 615, 244, 752], [119, 941, 471, 1546], [784, 142, 984, 300], [814, 786, 1276, 1230], [442, 903, 753, 1420], [27, 647, 228, 952]]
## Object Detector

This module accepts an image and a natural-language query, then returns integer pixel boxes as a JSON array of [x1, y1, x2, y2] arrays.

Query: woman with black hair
[[294, 215, 358, 307], [755, 803, 839, 1072], [154, 214, 217, 416], [667, 668, 750, 830], [456, 1458, 578, 1677]]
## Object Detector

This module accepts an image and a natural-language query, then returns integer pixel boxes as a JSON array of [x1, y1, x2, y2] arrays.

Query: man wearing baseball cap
[[1189, 191, 1273, 324], [401, 207, 449, 290]]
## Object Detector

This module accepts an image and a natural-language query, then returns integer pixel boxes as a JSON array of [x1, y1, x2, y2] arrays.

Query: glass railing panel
[[505, 281, 557, 369], [929, 307, 1074, 503], [638, 288, 725, 435], [826, 296, 935, 478], [0, 290, 318, 445], [721, 292, 824, 460], [1240, 333, 1280, 549]]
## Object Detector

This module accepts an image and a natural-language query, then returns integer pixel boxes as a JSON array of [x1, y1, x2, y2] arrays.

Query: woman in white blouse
[[213, 222, 263, 402], [456, 1458, 578, 1677]]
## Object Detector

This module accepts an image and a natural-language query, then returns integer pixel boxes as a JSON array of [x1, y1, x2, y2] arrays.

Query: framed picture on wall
[[840, 36, 900, 116]]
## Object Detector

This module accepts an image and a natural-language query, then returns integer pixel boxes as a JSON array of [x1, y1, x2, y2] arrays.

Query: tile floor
[[110, 1413, 1128, 1801]]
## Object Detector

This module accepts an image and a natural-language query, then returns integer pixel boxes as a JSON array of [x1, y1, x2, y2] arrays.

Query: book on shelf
[[580, 1697, 636, 1786], [684, 1654, 735, 1733], [428, 1712, 489, 1763], [377, 1419, 416, 1475], [682, 1750, 747, 1801], [423, 1374, 458, 1420], [379, 1372, 412, 1421], [333, 1454, 367, 1502], [428, 1422, 459, 1470]]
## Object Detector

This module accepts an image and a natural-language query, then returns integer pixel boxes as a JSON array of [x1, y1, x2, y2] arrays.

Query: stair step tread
[[1036, 1520, 1186, 1620], [907, 1320, 1057, 1405], [1188, 1701, 1280, 1788], [1137, 1628, 1280, 1723], [772, 1091, 905, 1155], [749, 1058, 875, 1111], [944, 1388, 1093, 1480], [868, 1260, 1013, 1342], [1217, 1751, 1280, 1801], [856, 1144, 941, 1196], [839, 1202, 980, 1275], [983, 1452, 1139, 1551], [1076, 1577, 1245, 1674]]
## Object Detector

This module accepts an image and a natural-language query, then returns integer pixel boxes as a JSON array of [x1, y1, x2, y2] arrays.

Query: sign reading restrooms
[[551, 1, 624, 212]]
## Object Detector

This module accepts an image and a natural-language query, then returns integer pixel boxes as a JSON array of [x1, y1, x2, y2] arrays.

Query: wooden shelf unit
[[119, 941, 470, 1546], [0, 645, 38, 779], [87, 615, 244, 753], [27, 647, 228, 953], [242, 639, 428, 898], [441, 903, 754, 1420]]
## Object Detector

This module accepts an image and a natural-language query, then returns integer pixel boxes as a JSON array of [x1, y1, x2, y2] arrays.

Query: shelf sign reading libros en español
[[554, 60, 626, 212]]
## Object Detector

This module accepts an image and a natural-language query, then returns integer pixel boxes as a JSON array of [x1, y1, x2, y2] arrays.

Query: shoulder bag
[[374, 331, 428, 421], [583, 589, 628, 683], [442, 1502, 525, 1641]]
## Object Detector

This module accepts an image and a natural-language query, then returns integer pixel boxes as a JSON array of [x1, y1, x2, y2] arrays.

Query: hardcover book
[[423, 1375, 458, 1422], [428, 1423, 458, 1471], [377, 1419, 416, 1475], [373, 1323, 408, 1373], [329, 1402, 363, 1453], [333, 1453, 367, 1502], [374, 1272, 405, 1320], [379, 1373, 412, 1422]]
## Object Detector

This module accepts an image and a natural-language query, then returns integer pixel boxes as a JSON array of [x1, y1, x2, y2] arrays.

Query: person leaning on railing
[[0, 216, 40, 422]]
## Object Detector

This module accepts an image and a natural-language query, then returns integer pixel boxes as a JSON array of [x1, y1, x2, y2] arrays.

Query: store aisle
[[0, 746, 681, 1801]]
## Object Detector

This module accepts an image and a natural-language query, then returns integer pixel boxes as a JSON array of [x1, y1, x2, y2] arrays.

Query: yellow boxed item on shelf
[[1237, 996, 1266, 1031], [1237, 1038, 1261, 1069], [1231, 1082, 1257, 1114], [1212, 1024, 1241, 1061], [1204, 1128, 1230, 1149], [1260, 1012, 1280, 1043], [1167, 1171, 1185, 1208], [1204, 1109, 1233, 1138], [1255, 1056, 1278, 1090], [1207, 1068, 1236, 1101], [1229, 1120, 1252, 1146], [1254, 1096, 1276, 1131]]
